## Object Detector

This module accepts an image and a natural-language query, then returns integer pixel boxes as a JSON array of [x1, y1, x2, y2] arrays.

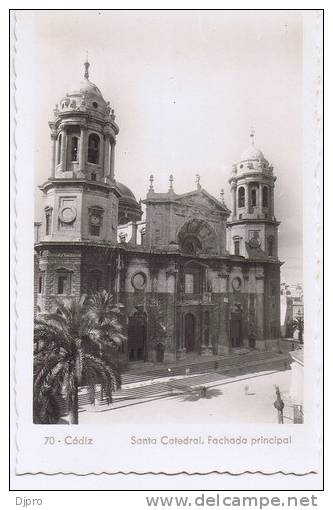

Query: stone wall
[[34, 241, 281, 361], [37, 246, 82, 312]]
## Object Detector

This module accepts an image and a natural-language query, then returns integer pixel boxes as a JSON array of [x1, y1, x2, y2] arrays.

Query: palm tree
[[34, 292, 126, 424]]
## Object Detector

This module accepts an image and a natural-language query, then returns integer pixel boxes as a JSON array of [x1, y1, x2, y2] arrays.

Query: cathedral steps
[[121, 350, 291, 386], [79, 353, 289, 410], [75, 351, 291, 412]]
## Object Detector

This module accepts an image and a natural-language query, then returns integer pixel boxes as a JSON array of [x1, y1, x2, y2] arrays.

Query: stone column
[[255, 272, 266, 351], [110, 141, 116, 180], [246, 182, 251, 213], [61, 128, 68, 172], [168, 203, 177, 243], [79, 126, 86, 174], [103, 134, 111, 179], [130, 222, 138, 244], [176, 310, 185, 358], [270, 185, 275, 218], [232, 184, 237, 218], [181, 313, 185, 350], [258, 182, 263, 212], [50, 133, 57, 177]]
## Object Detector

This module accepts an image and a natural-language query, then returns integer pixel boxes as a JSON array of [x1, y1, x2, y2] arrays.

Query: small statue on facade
[[105, 101, 111, 116]]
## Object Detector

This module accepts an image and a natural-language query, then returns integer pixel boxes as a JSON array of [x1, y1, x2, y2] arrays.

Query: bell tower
[[36, 60, 122, 313], [39, 59, 120, 244], [227, 131, 279, 259]]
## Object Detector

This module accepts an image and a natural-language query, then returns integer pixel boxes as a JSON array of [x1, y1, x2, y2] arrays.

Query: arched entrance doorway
[[128, 309, 147, 361], [184, 313, 196, 352], [230, 310, 242, 348]]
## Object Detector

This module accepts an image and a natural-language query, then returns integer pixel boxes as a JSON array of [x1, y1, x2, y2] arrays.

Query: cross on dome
[[250, 127, 255, 146], [84, 53, 90, 80], [240, 127, 266, 162]]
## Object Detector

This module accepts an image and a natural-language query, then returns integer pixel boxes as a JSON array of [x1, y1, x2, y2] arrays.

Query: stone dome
[[57, 61, 109, 114], [116, 181, 143, 226], [231, 132, 274, 178], [240, 131, 267, 163], [68, 77, 104, 100], [240, 145, 265, 162]]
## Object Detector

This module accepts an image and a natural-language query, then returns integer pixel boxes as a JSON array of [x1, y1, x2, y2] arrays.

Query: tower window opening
[[140, 228, 146, 245], [71, 136, 78, 161], [238, 187, 245, 208], [91, 172, 96, 181], [251, 188, 257, 206], [57, 134, 62, 164], [88, 134, 100, 164], [234, 239, 240, 256], [268, 237, 274, 256], [57, 274, 70, 295], [263, 186, 269, 208]]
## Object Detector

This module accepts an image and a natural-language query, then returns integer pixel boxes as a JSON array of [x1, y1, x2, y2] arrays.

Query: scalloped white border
[[11, 9, 323, 489]]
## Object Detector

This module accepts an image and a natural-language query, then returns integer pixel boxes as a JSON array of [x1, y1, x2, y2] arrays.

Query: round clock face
[[232, 277, 242, 291], [132, 272, 146, 290], [59, 206, 76, 224], [90, 214, 101, 226]]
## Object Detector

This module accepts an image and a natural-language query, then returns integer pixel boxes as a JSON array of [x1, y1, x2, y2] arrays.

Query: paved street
[[78, 368, 295, 425]]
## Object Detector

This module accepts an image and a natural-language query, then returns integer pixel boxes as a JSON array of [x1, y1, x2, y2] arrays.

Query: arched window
[[268, 236, 274, 256], [263, 186, 269, 208], [238, 187, 245, 208], [251, 188, 257, 206], [88, 134, 100, 164], [57, 134, 62, 164], [56, 271, 71, 295], [234, 239, 240, 256], [71, 136, 78, 161], [181, 235, 202, 255]]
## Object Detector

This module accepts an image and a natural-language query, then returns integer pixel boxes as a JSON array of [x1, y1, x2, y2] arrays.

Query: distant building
[[280, 283, 303, 338], [34, 60, 282, 363]]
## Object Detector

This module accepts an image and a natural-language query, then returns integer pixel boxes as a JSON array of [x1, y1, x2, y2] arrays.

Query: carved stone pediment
[[175, 189, 230, 218]]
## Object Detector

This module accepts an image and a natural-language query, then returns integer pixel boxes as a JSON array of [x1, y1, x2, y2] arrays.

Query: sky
[[31, 10, 303, 285]]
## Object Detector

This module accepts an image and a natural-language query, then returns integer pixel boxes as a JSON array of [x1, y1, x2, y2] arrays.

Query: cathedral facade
[[34, 61, 281, 363]]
